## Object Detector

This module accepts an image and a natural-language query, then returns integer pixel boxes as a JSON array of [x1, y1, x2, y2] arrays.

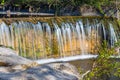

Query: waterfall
[[109, 23, 118, 47], [54, 23, 64, 57], [0, 22, 11, 46], [0, 18, 119, 59], [76, 21, 87, 54]]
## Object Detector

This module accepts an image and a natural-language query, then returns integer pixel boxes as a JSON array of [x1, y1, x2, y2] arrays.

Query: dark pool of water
[[69, 59, 95, 72], [69, 58, 120, 70]]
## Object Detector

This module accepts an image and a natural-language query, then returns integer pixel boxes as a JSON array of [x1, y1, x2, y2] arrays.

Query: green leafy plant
[[83, 40, 120, 80]]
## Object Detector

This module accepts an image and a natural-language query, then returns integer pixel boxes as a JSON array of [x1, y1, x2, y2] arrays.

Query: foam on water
[[36, 54, 98, 64]]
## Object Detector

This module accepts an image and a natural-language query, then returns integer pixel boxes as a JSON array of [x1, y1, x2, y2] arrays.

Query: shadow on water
[[69, 58, 95, 71]]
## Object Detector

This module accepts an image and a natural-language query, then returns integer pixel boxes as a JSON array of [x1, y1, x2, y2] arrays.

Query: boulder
[[0, 47, 33, 66], [0, 63, 79, 80], [0, 47, 80, 80], [0, 67, 11, 73], [47, 63, 80, 79]]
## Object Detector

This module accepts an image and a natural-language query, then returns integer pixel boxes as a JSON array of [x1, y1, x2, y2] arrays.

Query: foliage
[[117, 20, 120, 27], [83, 40, 120, 80], [0, 0, 114, 15]]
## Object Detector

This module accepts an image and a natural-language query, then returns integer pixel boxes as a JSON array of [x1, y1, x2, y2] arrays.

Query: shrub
[[83, 40, 120, 80]]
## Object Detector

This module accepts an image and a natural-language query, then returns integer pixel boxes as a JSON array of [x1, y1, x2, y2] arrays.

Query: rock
[[115, 47, 120, 54], [0, 47, 18, 56], [0, 47, 33, 66], [80, 4, 102, 16], [0, 19, 3, 24], [0, 63, 79, 80], [11, 62, 39, 71], [0, 67, 11, 73], [47, 63, 80, 79], [0, 47, 80, 80]]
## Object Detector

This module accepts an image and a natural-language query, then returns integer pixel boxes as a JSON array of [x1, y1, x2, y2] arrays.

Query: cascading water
[[109, 23, 118, 47], [0, 18, 119, 59], [76, 20, 87, 54]]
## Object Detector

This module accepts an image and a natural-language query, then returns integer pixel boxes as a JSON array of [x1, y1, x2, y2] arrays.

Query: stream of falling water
[[0, 19, 119, 59]]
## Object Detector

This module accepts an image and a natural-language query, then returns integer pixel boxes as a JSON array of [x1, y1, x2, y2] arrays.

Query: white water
[[109, 23, 118, 47], [36, 54, 98, 64], [0, 19, 119, 59]]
